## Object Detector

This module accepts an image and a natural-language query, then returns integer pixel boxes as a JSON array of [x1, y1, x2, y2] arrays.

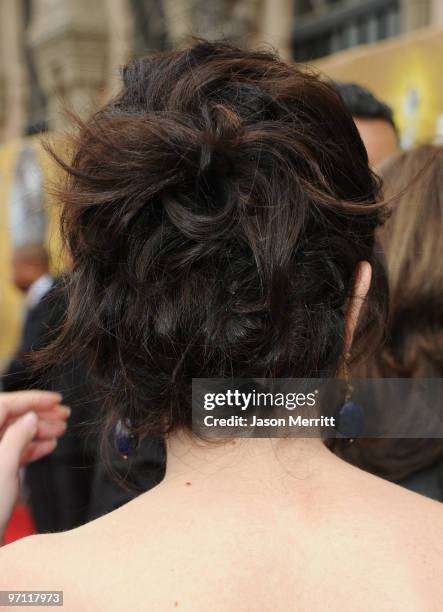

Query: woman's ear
[[344, 261, 372, 353]]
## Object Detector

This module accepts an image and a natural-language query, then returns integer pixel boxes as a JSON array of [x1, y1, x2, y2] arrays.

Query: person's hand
[[0, 391, 70, 543]]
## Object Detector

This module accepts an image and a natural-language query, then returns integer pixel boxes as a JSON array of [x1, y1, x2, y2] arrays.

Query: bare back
[[2, 446, 443, 612]]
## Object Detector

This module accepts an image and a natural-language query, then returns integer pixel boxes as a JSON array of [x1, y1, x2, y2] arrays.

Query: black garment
[[3, 282, 58, 392], [88, 437, 166, 521], [399, 456, 443, 502], [2, 280, 98, 533]]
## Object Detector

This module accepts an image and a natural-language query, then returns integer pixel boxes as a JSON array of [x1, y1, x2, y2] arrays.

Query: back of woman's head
[[374, 144, 443, 377], [46, 40, 386, 438]]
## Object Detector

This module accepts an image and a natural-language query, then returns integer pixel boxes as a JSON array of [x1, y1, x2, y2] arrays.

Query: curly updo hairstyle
[[45, 41, 387, 440]]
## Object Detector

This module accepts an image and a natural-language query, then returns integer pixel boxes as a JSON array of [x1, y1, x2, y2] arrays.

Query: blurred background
[[1, 0, 443, 363]]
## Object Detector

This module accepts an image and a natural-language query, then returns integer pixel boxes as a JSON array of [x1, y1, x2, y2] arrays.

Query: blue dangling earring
[[115, 418, 139, 459], [335, 352, 364, 442]]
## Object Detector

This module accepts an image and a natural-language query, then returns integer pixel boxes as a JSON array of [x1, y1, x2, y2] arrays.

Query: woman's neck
[[164, 432, 335, 492]]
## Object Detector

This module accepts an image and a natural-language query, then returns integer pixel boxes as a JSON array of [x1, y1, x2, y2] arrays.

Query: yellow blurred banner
[[0, 136, 64, 365], [316, 26, 443, 147], [0, 139, 22, 364]]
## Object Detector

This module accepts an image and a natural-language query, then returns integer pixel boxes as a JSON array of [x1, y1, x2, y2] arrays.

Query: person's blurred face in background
[[333, 81, 400, 166], [353, 117, 399, 166], [12, 243, 49, 293]]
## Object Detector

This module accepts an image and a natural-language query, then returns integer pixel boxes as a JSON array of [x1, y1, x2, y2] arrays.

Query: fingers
[[0, 392, 70, 469], [35, 417, 67, 440], [0, 405, 70, 439], [37, 405, 71, 421], [0, 391, 63, 428], [0, 412, 39, 475], [20, 438, 58, 465]]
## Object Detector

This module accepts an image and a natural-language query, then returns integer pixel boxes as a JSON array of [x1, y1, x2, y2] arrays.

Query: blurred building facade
[[292, 0, 443, 61], [1, 0, 443, 142], [0, 0, 295, 141]]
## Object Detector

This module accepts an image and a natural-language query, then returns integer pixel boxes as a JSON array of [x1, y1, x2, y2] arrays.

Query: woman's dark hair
[[43, 40, 387, 442]]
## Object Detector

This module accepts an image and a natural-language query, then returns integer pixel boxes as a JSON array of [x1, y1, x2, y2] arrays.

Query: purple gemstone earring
[[115, 418, 139, 459], [335, 352, 364, 442]]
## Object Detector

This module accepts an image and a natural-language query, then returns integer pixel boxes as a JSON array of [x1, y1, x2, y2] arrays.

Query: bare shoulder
[[377, 481, 443, 600], [0, 533, 63, 588], [0, 498, 145, 588], [342, 460, 443, 564], [0, 529, 108, 612], [361, 463, 443, 519]]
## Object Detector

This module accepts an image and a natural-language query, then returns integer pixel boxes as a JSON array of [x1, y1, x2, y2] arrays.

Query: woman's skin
[[1, 265, 443, 611]]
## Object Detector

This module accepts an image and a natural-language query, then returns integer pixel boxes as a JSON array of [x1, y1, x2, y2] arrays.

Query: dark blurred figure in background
[[87, 437, 165, 521], [2, 277, 97, 532], [333, 82, 400, 166], [4, 243, 55, 393], [11, 243, 53, 311], [330, 144, 443, 501]]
